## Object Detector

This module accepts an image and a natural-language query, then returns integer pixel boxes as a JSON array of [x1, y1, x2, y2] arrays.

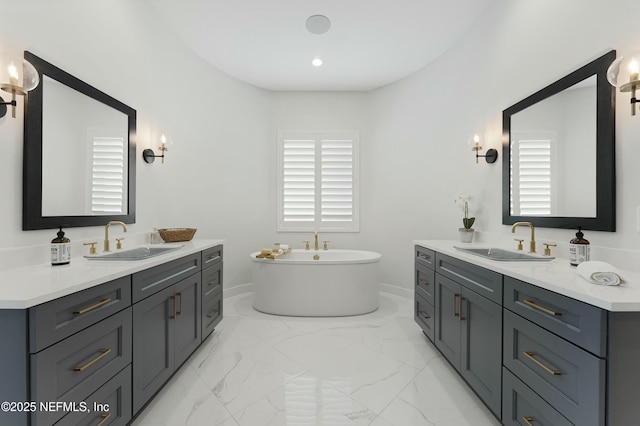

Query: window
[[510, 132, 555, 216], [90, 136, 127, 214], [277, 131, 359, 232]]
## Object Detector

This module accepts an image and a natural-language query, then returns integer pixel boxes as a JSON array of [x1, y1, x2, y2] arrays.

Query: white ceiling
[[147, 0, 493, 91]]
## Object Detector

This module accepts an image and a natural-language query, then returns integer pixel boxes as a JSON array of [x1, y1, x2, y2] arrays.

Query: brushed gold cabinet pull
[[459, 296, 465, 321], [169, 295, 177, 319], [418, 278, 428, 286], [523, 299, 561, 316], [523, 351, 561, 376], [73, 298, 111, 315], [418, 310, 430, 320], [418, 253, 431, 261], [453, 293, 460, 317], [207, 280, 217, 287], [176, 292, 182, 316], [97, 412, 111, 426], [74, 348, 112, 372], [522, 416, 534, 426], [206, 310, 219, 318], [207, 253, 220, 261]]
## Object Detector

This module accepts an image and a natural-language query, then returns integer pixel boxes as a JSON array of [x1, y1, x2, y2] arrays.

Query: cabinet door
[[174, 275, 201, 368], [435, 274, 461, 370], [460, 287, 502, 418], [132, 285, 175, 414]]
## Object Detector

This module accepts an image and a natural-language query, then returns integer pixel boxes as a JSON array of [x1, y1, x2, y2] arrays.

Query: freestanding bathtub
[[250, 249, 381, 316]]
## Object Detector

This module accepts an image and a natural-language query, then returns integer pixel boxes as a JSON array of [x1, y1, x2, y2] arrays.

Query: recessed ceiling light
[[312, 58, 323, 67], [306, 15, 331, 35]]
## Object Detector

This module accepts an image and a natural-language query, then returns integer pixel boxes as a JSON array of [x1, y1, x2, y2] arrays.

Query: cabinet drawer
[[502, 368, 574, 426], [503, 277, 606, 356], [54, 365, 132, 426], [202, 260, 223, 302], [29, 276, 131, 353], [31, 308, 132, 426], [202, 245, 223, 269], [415, 245, 435, 270], [503, 310, 605, 426], [202, 292, 223, 339], [435, 253, 502, 304], [415, 263, 434, 305], [132, 253, 200, 303], [414, 293, 434, 341]]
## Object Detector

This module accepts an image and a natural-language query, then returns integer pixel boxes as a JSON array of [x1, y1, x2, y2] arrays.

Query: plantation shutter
[[278, 131, 359, 231], [283, 138, 316, 222], [91, 137, 126, 213], [511, 137, 552, 216], [321, 139, 353, 222]]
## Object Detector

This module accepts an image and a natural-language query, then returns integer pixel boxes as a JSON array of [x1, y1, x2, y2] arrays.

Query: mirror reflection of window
[[90, 136, 126, 214], [510, 134, 554, 216]]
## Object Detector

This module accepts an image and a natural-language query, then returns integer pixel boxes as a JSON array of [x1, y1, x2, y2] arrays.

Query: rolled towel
[[576, 261, 623, 286]]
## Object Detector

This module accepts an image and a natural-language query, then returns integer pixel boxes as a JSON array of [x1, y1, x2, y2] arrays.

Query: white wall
[[2, 0, 640, 294]]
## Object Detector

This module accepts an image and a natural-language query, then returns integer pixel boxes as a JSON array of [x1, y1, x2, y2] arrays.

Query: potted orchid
[[455, 193, 475, 243]]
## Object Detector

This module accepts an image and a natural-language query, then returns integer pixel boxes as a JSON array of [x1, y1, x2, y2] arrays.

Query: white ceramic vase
[[459, 228, 474, 243]]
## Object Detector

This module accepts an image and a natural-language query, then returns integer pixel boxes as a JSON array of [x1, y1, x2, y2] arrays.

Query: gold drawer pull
[[523, 351, 561, 376], [206, 310, 219, 318], [522, 416, 534, 426], [523, 299, 561, 316], [207, 253, 221, 261], [97, 412, 111, 426], [73, 298, 112, 315], [207, 280, 218, 287], [418, 253, 431, 261], [418, 278, 429, 286], [458, 296, 465, 321], [74, 348, 112, 372]]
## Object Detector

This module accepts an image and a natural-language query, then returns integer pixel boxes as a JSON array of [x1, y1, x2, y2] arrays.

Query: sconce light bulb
[[629, 58, 639, 81], [8, 63, 18, 84], [160, 134, 167, 144], [473, 134, 480, 144]]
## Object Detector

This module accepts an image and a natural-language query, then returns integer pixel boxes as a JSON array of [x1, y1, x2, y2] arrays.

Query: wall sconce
[[0, 58, 39, 118], [470, 134, 498, 164], [607, 55, 640, 115], [143, 133, 170, 164]]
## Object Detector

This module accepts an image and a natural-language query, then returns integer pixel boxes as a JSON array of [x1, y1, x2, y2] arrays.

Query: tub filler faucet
[[314, 231, 319, 251]]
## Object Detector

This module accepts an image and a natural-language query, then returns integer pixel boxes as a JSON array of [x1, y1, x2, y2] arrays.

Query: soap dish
[[157, 228, 197, 242]]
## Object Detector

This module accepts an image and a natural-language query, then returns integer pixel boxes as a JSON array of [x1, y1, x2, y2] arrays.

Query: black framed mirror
[[502, 50, 616, 231], [23, 51, 136, 230]]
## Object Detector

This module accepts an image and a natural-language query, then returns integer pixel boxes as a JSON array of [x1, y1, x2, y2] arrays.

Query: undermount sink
[[454, 246, 554, 262], [85, 245, 183, 261]]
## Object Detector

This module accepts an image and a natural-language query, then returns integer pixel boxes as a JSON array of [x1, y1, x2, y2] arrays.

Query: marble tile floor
[[132, 293, 500, 426]]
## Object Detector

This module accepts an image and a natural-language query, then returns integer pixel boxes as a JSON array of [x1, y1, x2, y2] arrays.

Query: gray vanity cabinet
[[132, 259, 202, 414], [433, 253, 503, 418], [201, 245, 223, 339], [414, 246, 435, 340]]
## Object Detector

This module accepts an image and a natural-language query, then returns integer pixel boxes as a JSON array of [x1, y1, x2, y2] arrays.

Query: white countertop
[[414, 240, 640, 312], [0, 239, 224, 309]]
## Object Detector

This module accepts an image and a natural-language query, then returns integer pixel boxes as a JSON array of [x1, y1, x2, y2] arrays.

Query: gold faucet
[[511, 221, 536, 253], [104, 221, 127, 252], [314, 231, 319, 251]]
